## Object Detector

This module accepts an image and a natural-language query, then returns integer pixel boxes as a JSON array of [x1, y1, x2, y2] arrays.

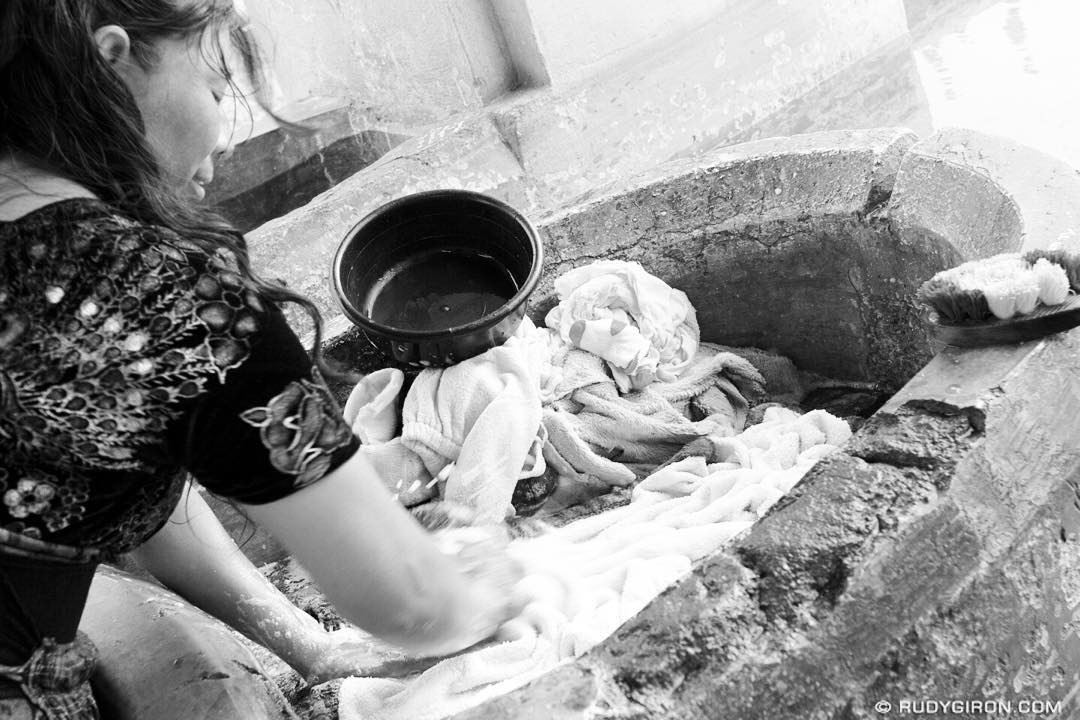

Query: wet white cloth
[[343, 368, 405, 445], [342, 325, 549, 516], [711, 344, 805, 400], [343, 368, 437, 507], [544, 260, 699, 392], [398, 325, 548, 524], [336, 407, 851, 720], [341, 262, 769, 517]]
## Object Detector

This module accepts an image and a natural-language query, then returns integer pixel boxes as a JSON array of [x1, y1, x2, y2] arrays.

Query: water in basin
[[363, 249, 519, 332]]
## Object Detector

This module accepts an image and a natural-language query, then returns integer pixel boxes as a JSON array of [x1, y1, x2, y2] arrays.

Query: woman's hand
[[301, 533, 527, 685], [433, 529, 527, 655], [242, 453, 529, 659]]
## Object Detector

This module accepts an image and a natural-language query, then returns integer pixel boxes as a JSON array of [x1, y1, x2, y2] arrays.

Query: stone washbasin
[[238, 126, 1080, 719]]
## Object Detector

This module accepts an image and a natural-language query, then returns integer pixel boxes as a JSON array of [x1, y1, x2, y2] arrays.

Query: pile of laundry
[[335, 261, 853, 720]]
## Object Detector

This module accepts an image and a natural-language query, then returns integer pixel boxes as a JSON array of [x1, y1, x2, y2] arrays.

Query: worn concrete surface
[[82, 565, 297, 720], [890, 128, 1080, 257], [493, 0, 730, 89], [709, 35, 933, 151], [240, 0, 518, 127], [239, 0, 908, 136], [223, 0, 916, 235]]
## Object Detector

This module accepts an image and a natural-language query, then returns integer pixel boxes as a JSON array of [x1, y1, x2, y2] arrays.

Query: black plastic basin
[[331, 189, 543, 366]]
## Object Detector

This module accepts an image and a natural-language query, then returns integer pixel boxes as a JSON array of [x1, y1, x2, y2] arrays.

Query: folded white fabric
[[710, 344, 805, 400], [544, 260, 700, 392], [647, 342, 766, 429], [343, 369, 437, 507], [337, 408, 851, 720], [542, 342, 766, 487], [343, 368, 405, 444], [339, 322, 553, 517], [399, 321, 548, 524]]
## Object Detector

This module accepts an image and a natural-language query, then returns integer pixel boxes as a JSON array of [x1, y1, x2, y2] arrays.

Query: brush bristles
[[1023, 248, 1080, 291], [919, 249, 1079, 326], [918, 277, 992, 325]]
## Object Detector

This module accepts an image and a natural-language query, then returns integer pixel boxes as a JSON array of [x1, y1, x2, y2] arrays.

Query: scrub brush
[[917, 250, 1079, 325]]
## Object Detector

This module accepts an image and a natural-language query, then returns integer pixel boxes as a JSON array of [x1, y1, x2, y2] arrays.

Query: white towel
[[343, 369, 438, 507], [399, 321, 548, 524], [541, 343, 765, 488], [343, 368, 405, 444], [341, 321, 553, 518], [544, 260, 699, 392], [336, 408, 852, 720]]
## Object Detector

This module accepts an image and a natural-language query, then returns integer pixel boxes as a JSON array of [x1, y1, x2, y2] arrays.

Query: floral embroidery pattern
[[240, 377, 355, 489], [0, 201, 264, 556], [0, 467, 90, 540]]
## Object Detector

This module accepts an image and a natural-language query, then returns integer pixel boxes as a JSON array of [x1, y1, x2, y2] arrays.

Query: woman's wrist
[[225, 592, 330, 677], [275, 623, 333, 679], [402, 556, 518, 658]]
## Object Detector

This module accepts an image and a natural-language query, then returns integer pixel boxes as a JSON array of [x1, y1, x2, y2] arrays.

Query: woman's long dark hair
[[0, 0, 334, 372]]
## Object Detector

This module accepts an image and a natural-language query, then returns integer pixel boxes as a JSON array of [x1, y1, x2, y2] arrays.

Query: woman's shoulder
[[0, 156, 97, 222], [0, 159, 214, 262], [0, 171, 192, 263], [0, 193, 270, 385], [0, 195, 219, 282]]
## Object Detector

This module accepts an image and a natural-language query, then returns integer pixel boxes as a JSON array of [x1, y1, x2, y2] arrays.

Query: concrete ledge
[[209, 97, 356, 202], [889, 127, 1080, 258], [206, 98, 412, 232]]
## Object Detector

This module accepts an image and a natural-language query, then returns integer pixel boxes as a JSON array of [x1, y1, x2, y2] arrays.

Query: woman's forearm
[[130, 483, 330, 676], [241, 452, 520, 658]]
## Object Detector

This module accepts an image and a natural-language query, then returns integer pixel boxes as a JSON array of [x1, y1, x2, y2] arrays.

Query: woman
[[0, 1, 523, 717]]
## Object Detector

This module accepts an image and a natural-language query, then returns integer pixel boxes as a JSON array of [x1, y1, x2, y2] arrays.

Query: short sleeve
[[173, 303, 360, 504]]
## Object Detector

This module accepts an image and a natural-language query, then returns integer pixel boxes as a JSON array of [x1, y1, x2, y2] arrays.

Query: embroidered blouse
[[0, 198, 360, 563]]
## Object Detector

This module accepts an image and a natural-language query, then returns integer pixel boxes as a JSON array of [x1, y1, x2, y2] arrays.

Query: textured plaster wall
[[494, 0, 727, 88], [524, 0, 906, 89], [242, 0, 515, 126], [237, 0, 910, 135], [489, 0, 912, 205]]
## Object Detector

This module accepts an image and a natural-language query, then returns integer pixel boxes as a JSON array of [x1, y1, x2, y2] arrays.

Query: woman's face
[[116, 30, 230, 202]]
